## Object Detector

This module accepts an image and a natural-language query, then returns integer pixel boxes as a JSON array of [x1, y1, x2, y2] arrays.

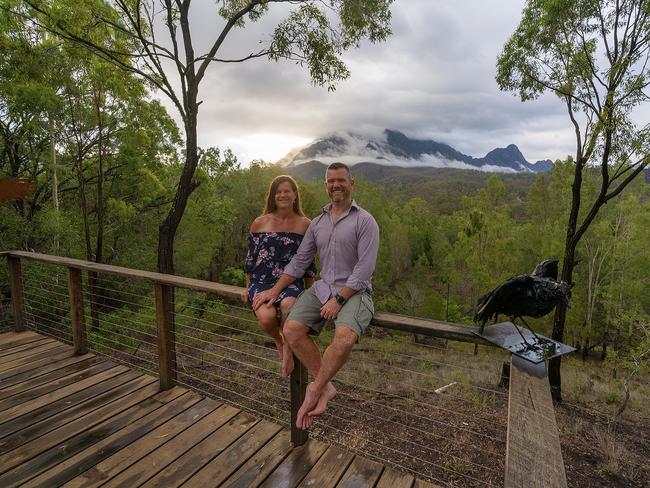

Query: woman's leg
[[279, 297, 297, 377], [254, 303, 284, 361]]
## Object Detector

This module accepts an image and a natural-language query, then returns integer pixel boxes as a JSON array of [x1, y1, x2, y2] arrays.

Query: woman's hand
[[240, 289, 249, 304]]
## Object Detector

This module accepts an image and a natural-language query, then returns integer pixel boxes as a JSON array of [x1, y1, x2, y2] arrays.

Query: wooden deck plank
[[0, 344, 71, 374], [0, 371, 148, 444], [100, 403, 241, 488], [0, 347, 80, 384], [0, 380, 164, 482], [20, 390, 202, 488], [376, 468, 415, 488], [63, 398, 222, 488], [336, 456, 384, 488], [0, 331, 40, 348], [0, 364, 129, 426], [505, 357, 567, 488], [297, 445, 355, 488], [0, 352, 95, 392], [259, 439, 329, 488], [220, 430, 293, 488], [0, 359, 114, 410], [0, 387, 186, 486], [183, 419, 283, 488], [0, 337, 53, 356], [0, 341, 64, 368], [140, 411, 259, 487]]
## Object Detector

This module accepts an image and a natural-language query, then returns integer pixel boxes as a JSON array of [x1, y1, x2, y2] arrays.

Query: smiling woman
[[241, 175, 316, 377]]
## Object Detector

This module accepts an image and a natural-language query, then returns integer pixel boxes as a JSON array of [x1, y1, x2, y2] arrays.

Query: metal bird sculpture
[[474, 259, 571, 348]]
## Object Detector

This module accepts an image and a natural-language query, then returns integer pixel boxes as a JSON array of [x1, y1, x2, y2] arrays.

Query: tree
[[497, 0, 650, 401], [14, 0, 394, 275]]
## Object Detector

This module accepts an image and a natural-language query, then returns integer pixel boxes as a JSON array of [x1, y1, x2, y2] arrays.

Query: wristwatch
[[334, 293, 346, 305]]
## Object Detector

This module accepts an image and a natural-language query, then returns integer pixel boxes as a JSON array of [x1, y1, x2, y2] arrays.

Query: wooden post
[[7, 256, 26, 332], [505, 356, 568, 487], [155, 283, 176, 390], [66, 267, 88, 354], [290, 354, 308, 446]]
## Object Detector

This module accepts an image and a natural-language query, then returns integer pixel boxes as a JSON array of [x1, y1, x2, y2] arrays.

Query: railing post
[[66, 267, 88, 354], [290, 354, 308, 446], [155, 283, 176, 390], [7, 256, 26, 332]]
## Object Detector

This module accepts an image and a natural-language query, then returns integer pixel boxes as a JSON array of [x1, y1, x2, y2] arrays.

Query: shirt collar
[[322, 200, 359, 214]]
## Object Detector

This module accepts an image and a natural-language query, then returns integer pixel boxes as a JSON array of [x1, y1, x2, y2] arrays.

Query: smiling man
[[252, 162, 380, 430]]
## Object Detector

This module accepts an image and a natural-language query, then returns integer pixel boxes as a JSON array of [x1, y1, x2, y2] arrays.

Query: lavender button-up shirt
[[283, 200, 380, 304]]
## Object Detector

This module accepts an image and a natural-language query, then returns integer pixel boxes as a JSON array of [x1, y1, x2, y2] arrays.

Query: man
[[252, 162, 379, 430]]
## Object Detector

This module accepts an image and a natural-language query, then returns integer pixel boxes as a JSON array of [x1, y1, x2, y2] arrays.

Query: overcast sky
[[155, 1, 579, 166]]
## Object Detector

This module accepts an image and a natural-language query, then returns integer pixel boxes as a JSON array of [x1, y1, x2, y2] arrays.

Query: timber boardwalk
[[0, 330, 437, 488]]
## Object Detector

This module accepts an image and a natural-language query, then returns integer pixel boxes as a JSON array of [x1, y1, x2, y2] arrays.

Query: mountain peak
[[277, 130, 551, 174]]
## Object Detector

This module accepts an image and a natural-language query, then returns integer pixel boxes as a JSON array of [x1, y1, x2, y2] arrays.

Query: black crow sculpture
[[474, 259, 571, 346]]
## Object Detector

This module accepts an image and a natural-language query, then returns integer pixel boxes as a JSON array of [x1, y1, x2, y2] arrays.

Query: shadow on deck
[[0, 330, 437, 488]]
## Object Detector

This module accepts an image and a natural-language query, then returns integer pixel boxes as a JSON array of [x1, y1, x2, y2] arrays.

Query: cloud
[[154, 1, 577, 166]]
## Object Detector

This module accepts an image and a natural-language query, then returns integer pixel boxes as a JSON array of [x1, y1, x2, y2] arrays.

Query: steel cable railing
[[4, 253, 519, 487]]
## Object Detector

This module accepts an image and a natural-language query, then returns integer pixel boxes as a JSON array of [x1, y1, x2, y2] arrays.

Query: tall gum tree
[[496, 0, 650, 401], [15, 0, 394, 275]]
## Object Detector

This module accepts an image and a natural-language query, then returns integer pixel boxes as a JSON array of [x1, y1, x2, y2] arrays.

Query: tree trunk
[[549, 221, 579, 402], [157, 109, 199, 275]]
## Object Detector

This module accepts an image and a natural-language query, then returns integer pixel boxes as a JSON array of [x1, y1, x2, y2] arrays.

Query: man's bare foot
[[281, 338, 294, 377], [296, 382, 321, 430], [296, 382, 337, 430], [306, 381, 336, 418]]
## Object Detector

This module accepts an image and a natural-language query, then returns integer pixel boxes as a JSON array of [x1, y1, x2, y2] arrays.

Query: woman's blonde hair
[[262, 175, 305, 216]]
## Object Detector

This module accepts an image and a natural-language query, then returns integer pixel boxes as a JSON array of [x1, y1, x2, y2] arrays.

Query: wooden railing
[[1, 250, 567, 487]]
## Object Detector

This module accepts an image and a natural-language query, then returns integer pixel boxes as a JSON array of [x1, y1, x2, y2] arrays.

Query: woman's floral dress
[[244, 232, 317, 304]]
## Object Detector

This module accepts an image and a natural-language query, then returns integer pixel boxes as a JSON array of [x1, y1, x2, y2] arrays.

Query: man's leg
[[283, 319, 323, 378], [296, 326, 358, 429]]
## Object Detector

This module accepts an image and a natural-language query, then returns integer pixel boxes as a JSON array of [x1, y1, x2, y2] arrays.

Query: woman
[[241, 175, 316, 377]]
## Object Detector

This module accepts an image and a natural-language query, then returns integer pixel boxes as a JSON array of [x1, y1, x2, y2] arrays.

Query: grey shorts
[[286, 287, 374, 338]]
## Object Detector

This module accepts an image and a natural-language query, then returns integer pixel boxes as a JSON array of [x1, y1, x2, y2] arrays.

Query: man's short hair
[[325, 162, 351, 179]]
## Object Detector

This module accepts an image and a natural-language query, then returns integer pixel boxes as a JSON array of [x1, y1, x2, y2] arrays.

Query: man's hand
[[252, 288, 279, 310], [320, 298, 342, 320]]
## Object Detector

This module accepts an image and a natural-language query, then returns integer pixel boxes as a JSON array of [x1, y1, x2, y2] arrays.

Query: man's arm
[[345, 213, 380, 291]]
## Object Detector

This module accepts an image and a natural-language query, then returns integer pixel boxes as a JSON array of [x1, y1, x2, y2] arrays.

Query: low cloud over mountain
[[277, 129, 553, 174]]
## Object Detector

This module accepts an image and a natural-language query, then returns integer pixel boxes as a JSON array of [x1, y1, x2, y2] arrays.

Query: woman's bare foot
[[281, 338, 294, 377], [273, 339, 284, 361]]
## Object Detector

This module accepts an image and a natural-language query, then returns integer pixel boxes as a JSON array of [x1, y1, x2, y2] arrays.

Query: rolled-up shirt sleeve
[[345, 213, 380, 291], [283, 224, 318, 279]]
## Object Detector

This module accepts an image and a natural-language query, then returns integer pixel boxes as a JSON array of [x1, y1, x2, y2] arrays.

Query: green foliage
[[219, 267, 246, 287], [269, 1, 393, 90]]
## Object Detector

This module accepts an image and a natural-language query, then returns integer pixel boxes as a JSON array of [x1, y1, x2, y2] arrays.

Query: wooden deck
[[0, 330, 438, 488]]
